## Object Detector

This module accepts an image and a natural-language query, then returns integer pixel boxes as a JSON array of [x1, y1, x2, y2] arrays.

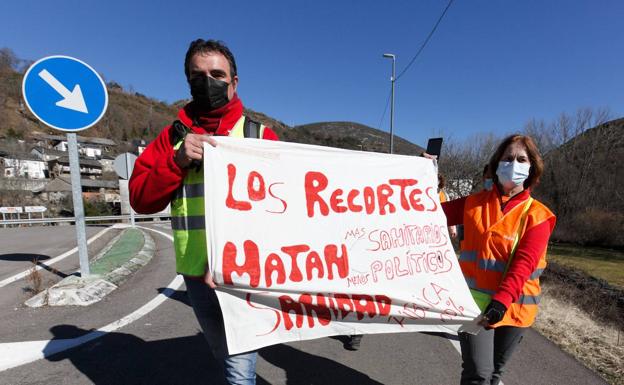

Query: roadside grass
[[548, 243, 624, 288], [89, 228, 144, 275], [537, 243, 624, 385], [536, 283, 624, 385]]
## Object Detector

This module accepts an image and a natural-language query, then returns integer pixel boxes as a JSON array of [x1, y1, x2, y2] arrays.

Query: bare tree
[[0, 48, 19, 72], [439, 132, 500, 198], [530, 107, 623, 246]]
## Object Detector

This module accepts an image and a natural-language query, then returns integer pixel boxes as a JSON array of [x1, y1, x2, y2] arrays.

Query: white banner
[[203, 138, 480, 354]]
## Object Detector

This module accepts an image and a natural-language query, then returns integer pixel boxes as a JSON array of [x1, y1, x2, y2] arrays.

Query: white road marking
[[0, 226, 181, 372], [0, 226, 114, 288], [0, 224, 502, 383]]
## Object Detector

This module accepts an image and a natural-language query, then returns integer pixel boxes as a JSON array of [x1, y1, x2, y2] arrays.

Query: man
[[130, 39, 278, 385]]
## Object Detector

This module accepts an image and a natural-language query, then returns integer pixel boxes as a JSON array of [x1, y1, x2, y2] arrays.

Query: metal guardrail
[[0, 213, 171, 227]]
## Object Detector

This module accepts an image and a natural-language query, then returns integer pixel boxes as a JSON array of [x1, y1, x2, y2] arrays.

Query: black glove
[[483, 299, 507, 325]]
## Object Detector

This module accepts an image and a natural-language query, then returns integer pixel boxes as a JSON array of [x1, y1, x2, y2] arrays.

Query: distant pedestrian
[[482, 164, 493, 191], [438, 173, 457, 239]]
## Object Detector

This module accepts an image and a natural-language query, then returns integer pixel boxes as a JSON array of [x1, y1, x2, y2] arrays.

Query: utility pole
[[383, 53, 396, 154]]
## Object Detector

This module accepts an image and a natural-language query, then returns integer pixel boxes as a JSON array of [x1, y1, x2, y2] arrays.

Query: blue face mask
[[496, 161, 530, 189], [483, 178, 493, 190]]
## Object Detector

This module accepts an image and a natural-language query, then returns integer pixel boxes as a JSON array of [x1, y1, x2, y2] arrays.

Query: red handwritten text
[[278, 292, 392, 330], [369, 249, 454, 283], [222, 240, 350, 288], [226, 163, 287, 214], [305, 172, 437, 218], [367, 224, 445, 251]]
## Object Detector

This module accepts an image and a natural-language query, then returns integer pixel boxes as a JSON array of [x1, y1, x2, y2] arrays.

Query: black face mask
[[189, 75, 230, 110]]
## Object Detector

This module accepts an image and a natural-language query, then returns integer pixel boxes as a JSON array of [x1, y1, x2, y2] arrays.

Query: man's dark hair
[[184, 39, 237, 81]]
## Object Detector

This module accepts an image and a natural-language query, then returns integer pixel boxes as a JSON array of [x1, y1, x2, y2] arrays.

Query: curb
[[105, 228, 155, 286], [25, 227, 155, 307]]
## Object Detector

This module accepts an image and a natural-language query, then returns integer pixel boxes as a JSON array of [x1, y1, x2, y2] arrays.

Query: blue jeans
[[184, 277, 257, 385]]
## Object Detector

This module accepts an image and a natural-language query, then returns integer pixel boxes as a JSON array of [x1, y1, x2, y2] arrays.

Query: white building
[[35, 134, 116, 159], [1, 153, 47, 179]]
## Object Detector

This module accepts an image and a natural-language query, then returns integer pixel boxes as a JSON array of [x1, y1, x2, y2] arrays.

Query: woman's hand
[[479, 299, 507, 327], [421, 152, 438, 161]]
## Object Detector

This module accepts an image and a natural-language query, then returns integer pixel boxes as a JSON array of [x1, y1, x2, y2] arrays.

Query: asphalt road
[[0, 224, 608, 385]]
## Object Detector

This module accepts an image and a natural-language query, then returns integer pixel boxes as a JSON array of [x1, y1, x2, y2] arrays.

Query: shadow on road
[[44, 324, 267, 385], [0, 253, 50, 262], [258, 343, 383, 385], [156, 287, 191, 306], [43, 324, 379, 384]]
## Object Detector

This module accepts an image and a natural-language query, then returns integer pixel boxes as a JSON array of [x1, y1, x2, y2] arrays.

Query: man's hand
[[478, 299, 507, 327], [449, 226, 458, 238], [204, 268, 217, 289], [174, 133, 217, 169]]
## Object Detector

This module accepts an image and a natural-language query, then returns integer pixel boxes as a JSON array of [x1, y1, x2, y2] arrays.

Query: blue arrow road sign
[[22, 55, 108, 132]]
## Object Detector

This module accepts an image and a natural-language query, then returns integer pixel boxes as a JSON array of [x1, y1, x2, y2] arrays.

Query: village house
[[47, 156, 103, 179], [33, 133, 116, 159], [30, 146, 66, 162], [132, 139, 150, 155], [0, 150, 48, 179]]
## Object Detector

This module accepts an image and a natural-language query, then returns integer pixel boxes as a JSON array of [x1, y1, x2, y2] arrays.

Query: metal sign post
[[114, 152, 138, 227], [67, 133, 90, 276], [22, 55, 108, 277], [125, 154, 135, 227]]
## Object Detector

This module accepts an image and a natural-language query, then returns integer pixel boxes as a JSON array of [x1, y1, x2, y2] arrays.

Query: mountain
[[0, 66, 178, 144], [535, 117, 624, 247], [293, 121, 424, 155], [0, 48, 425, 155], [243, 109, 425, 155]]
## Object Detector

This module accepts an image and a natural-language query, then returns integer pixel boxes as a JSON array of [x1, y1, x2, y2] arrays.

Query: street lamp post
[[382, 53, 396, 154]]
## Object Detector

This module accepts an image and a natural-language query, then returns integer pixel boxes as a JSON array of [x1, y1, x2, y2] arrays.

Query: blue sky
[[1, 0, 622, 147]]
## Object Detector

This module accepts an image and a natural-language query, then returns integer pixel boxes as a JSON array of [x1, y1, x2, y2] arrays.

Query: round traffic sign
[[22, 55, 108, 132]]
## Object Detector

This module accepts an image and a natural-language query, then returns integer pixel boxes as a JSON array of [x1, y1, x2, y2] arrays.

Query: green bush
[[555, 209, 624, 248], [84, 200, 114, 217]]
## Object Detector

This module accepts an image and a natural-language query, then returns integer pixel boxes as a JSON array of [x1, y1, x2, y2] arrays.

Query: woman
[[441, 135, 556, 385], [438, 173, 458, 239]]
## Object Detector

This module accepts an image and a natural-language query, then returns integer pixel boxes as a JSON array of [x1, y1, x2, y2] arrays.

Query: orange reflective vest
[[459, 189, 555, 327], [439, 190, 448, 203]]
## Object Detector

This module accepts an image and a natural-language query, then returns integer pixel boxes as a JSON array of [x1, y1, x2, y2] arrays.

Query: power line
[[377, 89, 392, 131], [395, 0, 455, 81]]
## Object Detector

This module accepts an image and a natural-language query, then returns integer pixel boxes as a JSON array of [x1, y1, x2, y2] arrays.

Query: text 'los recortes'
[[225, 164, 439, 217]]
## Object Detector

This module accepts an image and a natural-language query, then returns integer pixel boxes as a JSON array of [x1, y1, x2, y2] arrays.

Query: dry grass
[[535, 283, 624, 385], [25, 259, 43, 294]]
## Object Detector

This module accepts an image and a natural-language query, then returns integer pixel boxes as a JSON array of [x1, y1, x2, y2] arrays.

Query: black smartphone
[[426, 137, 443, 158]]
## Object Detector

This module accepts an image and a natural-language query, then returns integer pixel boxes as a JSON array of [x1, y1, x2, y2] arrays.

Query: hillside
[[243, 109, 425, 155], [293, 121, 425, 155], [0, 49, 426, 155], [0, 64, 178, 144], [534, 117, 624, 247]]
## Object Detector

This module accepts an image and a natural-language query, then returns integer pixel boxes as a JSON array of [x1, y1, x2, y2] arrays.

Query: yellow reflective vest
[[171, 116, 266, 276]]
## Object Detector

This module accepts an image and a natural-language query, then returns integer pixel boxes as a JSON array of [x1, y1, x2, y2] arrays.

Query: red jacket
[[129, 95, 279, 214]]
